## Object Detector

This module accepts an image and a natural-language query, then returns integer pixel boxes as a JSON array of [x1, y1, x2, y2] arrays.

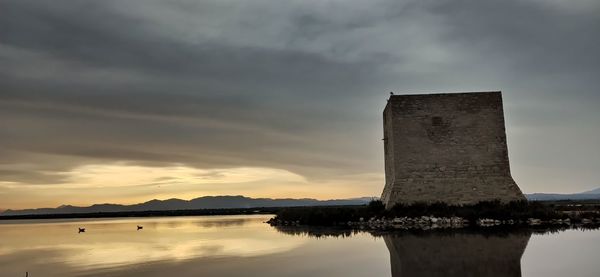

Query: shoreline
[[267, 200, 600, 231], [267, 215, 600, 231], [0, 207, 282, 220]]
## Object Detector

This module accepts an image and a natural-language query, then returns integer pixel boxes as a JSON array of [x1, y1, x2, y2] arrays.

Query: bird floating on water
[[137, 225, 143, 230]]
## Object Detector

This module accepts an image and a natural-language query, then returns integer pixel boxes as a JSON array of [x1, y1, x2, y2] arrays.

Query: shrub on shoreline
[[271, 200, 571, 226]]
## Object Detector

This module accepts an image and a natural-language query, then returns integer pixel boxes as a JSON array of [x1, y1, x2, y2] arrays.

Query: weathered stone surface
[[381, 91, 525, 207]]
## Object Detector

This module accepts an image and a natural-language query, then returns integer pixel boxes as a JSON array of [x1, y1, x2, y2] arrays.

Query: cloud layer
[[1, 0, 599, 209]]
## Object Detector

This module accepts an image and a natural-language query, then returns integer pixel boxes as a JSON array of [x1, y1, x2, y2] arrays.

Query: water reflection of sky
[[1, 216, 600, 277], [0, 215, 306, 275]]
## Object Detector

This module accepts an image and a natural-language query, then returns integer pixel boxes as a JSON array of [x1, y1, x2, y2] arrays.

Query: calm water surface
[[0, 215, 599, 277]]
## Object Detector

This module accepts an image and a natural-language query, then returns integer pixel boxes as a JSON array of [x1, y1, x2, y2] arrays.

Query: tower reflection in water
[[383, 231, 531, 277]]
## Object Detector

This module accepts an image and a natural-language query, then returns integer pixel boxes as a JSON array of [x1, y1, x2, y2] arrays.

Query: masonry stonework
[[381, 91, 525, 207]]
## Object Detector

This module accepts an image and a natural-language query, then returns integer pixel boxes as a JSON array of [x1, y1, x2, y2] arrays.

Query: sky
[[0, 0, 599, 210]]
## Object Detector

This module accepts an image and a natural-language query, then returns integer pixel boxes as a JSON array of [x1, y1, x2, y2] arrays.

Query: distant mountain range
[[582, 188, 600, 194], [3, 188, 599, 216], [525, 187, 600, 201], [0, 196, 374, 216]]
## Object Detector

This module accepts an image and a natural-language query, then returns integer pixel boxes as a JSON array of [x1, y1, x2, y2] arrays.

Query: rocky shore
[[267, 200, 600, 231], [267, 215, 600, 230]]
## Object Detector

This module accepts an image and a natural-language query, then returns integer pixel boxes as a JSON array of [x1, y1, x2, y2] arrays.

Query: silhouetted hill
[[582, 188, 600, 194], [526, 187, 600, 201], [1, 196, 374, 216], [5, 188, 599, 216]]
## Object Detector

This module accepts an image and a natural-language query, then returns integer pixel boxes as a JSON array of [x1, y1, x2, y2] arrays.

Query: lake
[[1, 215, 599, 277]]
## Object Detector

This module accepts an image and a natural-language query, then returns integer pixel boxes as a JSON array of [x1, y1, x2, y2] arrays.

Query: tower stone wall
[[381, 91, 525, 207]]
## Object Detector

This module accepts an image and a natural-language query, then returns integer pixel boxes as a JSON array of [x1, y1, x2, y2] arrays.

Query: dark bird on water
[[137, 225, 143, 230], [78, 228, 85, 233]]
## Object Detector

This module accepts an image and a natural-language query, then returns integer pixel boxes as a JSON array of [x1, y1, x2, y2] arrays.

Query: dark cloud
[[0, 169, 68, 185], [0, 0, 599, 199]]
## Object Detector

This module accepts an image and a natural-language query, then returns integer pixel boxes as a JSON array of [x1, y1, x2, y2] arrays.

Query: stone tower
[[381, 91, 525, 208]]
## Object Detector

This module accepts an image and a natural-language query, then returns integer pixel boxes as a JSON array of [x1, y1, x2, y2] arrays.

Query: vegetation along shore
[[267, 200, 600, 230]]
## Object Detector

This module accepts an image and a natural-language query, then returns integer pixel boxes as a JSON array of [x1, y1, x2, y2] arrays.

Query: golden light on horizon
[[0, 163, 383, 210], [59, 163, 308, 188]]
